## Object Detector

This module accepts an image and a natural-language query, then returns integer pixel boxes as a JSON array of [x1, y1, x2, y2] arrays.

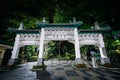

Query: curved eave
[[36, 21, 83, 28], [0, 44, 12, 49], [7, 28, 40, 34], [112, 30, 120, 35], [79, 29, 111, 34], [0, 39, 12, 48]]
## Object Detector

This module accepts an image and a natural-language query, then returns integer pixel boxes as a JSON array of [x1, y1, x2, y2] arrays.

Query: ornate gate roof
[[36, 21, 83, 28]]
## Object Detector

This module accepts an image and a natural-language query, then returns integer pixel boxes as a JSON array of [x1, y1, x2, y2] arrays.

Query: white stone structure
[[8, 22, 110, 65]]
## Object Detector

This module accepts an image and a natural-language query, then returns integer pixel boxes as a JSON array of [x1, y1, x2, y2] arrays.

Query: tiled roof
[[79, 28, 111, 33], [0, 39, 12, 49], [7, 28, 40, 34], [36, 21, 83, 28]]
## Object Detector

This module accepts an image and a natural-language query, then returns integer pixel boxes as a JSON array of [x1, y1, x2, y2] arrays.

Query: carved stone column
[[74, 28, 82, 63], [8, 35, 20, 65], [99, 47, 110, 64], [98, 33, 110, 64], [8, 23, 23, 65], [37, 28, 45, 66]]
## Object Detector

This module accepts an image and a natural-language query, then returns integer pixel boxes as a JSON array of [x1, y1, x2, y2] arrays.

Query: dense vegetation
[[0, 0, 120, 63]]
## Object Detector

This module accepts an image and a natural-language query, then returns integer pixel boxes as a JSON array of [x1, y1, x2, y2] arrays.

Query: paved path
[[0, 62, 120, 80]]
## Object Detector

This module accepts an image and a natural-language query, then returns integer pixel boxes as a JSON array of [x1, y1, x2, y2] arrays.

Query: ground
[[0, 61, 120, 80]]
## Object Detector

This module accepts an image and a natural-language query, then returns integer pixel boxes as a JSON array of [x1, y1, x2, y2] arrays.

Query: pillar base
[[37, 58, 44, 66], [92, 57, 98, 68], [101, 58, 110, 64], [8, 59, 18, 66], [75, 58, 83, 64]]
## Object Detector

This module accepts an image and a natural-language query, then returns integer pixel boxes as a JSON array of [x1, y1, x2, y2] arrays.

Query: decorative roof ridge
[[7, 28, 39, 31], [7, 28, 40, 34], [78, 28, 111, 33], [36, 21, 83, 28], [79, 28, 110, 31], [37, 21, 82, 25]]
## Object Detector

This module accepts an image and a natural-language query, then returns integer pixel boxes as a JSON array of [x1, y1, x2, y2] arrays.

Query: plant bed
[[31, 65, 47, 71], [100, 63, 120, 69], [71, 63, 90, 70], [1, 64, 21, 71]]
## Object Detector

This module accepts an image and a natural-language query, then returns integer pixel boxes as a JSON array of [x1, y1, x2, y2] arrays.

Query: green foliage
[[80, 46, 89, 55], [112, 40, 120, 54], [3, 64, 21, 70], [32, 65, 47, 70], [108, 40, 120, 62], [30, 56, 38, 62], [81, 45, 98, 55], [57, 55, 63, 60], [112, 40, 120, 46], [8, 13, 41, 29], [79, 24, 91, 29], [106, 34, 120, 64], [18, 46, 38, 63], [44, 41, 75, 60], [54, 9, 65, 23]]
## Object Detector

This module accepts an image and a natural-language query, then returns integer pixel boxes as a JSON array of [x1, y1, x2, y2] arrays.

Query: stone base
[[101, 58, 110, 64], [75, 58, 83, 64], [8, 59, 18, 65], [37, 58, 44, 66]]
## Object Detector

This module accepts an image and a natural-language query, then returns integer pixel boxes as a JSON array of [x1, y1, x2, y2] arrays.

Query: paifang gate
[[7, 21, 110, 66]]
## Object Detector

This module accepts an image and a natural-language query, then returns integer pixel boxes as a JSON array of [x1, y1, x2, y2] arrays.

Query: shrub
[[102, 63, 114, 68], [32, 65, 47, 70], [74, 63, 86, 68], [30, 56, 38, 62]]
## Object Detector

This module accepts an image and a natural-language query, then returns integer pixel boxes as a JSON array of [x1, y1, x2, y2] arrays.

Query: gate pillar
[[99, 47, 110, 64], [8, 35, 20, 65], [8, 23, 23, 65], [37, 28, 45, 66], [74, 28, 82, 63], [99, 33, 110, 64]]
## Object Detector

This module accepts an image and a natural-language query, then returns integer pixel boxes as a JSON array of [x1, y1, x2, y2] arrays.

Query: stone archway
[[7, 21, 110, 66]]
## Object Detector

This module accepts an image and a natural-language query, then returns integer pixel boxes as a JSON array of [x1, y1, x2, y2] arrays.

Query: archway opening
[[44, 41, 75, 60], [81, 45, 100, 64], [18, 46, 38, 64]]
